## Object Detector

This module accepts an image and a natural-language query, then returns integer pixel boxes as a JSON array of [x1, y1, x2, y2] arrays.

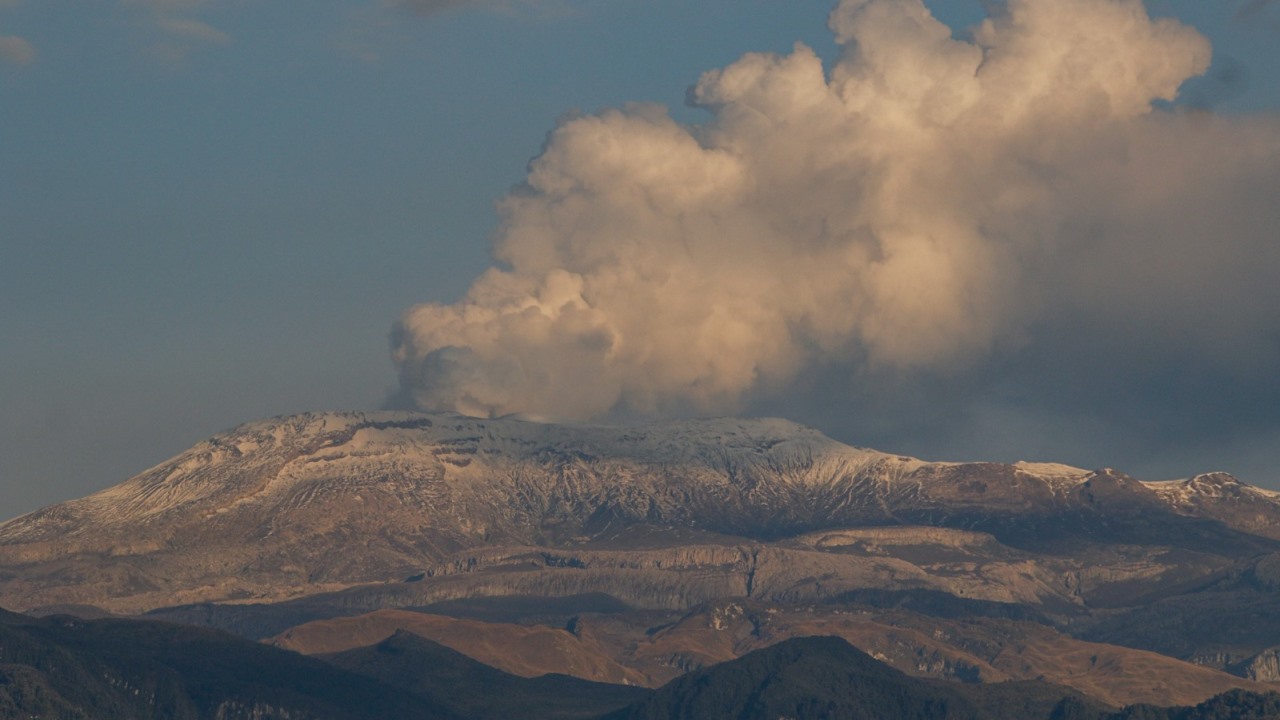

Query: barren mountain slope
[[1, 411, 1277, 615]]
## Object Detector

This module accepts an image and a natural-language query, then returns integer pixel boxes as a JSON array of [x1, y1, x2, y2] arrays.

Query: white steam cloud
[[393, 0, 1280, 425]]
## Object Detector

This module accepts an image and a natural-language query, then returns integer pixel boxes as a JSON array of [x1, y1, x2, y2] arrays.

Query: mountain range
[[3, 411, 1280, 717]]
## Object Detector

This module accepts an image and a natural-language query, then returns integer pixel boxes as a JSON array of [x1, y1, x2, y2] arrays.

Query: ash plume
[[391, 0, 1280, 465]]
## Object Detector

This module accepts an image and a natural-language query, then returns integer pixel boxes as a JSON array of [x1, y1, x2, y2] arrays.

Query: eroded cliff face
[[0, 411, 1277, 615], [1231, 649, 1280, 682]]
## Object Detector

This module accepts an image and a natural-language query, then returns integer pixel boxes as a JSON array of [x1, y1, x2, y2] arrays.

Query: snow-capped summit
[[1, 412, 1277, 615]]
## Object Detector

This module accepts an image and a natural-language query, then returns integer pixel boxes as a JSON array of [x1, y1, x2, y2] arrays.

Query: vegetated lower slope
[[268, 598, 1273, 709], [0, 607, 659, 720], [599, 636, 1280, 720], [0, 607, 456, 720], [5, 602, 1275, 720], [274, 607, 647, 684], [598, 634, 1093, 720], [1102, 689, 1280, 720], [321, 629, 649, 720]]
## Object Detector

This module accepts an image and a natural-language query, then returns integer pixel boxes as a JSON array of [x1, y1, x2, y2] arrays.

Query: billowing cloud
[[392, 0, 1280, 474], [0, 34, 34, 65]]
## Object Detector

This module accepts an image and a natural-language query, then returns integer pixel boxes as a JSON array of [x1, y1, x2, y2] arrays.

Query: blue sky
[[2, 0, 1279, 517]]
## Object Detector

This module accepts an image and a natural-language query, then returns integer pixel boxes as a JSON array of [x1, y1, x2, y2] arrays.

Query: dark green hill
[[1104, 688, 1280, 719], [321, 629, 649, 719], [0, 607, 455, 719], [5, 606, 1280, 720], [599, 633, 1280, 720], [600, 635, 1037, 720]]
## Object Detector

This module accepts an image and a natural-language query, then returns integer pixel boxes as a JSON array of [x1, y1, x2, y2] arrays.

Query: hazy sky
[[3, 0, 1279, 519]]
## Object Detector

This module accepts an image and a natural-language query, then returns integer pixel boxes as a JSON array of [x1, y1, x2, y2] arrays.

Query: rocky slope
[[2, 411, 1277, 615]]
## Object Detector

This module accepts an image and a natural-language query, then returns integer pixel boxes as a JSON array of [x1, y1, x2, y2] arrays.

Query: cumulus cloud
[[392, 0, 1280, 473], [0, 34, 34, 65]]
